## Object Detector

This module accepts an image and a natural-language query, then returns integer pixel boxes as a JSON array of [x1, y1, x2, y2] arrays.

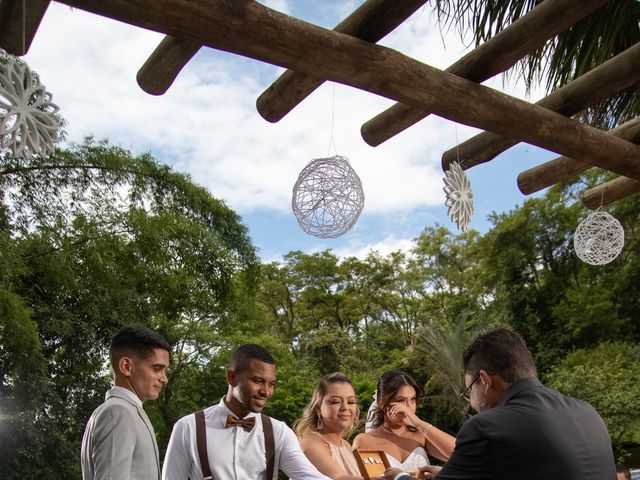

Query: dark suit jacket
[[400, 378, 615, 480]]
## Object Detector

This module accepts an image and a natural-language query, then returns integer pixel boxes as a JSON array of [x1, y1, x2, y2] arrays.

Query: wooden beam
[[0, 0, 50, 55], [256, 0, 428, 123], [53, 0, 640, 180], [441, 41, 640, 171], [136, 35, 200, 95], [138, 0, 428, 98], [518, 117, 640, 195], [360, 0, 611, 147], [136, 0, 250, 97], [582, 177, 640, 209]]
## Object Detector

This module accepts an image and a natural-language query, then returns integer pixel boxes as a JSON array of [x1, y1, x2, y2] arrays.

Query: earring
[[316, 413, 324, 430]]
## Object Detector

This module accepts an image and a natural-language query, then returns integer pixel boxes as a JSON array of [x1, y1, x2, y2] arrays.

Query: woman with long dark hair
[[352, 371, 454, 474]]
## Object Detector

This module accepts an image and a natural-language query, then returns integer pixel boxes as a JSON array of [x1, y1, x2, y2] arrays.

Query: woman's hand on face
[[387, 403, 420, 428]]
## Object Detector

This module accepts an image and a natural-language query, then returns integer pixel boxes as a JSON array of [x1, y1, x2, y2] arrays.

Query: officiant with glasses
[[382, 328, 617, 480]]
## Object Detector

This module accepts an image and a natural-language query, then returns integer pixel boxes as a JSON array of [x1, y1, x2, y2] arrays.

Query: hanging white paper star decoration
[[292, 155, 365, 238], [0, 53, 63, 159], [443, 161, 473, 231], [574, 209, 624, 265]]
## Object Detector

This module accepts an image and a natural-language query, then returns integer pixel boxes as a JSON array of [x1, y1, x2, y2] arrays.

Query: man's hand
[[376, 467, 404, 479], [418, 465, 442, 478]]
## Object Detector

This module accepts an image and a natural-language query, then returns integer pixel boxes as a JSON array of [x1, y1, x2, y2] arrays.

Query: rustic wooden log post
[[256, 0, 427, 122], [360, 0, 611, 147], [582, 177, 640, 209], [136, 36, 200, 95], [52, 0, 640, 180], [0, 0, 51, 55], [441, 42, 640, 171], [518, 117, 640, 195]]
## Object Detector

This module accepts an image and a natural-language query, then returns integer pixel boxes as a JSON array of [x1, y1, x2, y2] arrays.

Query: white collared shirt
[[111, 385, 143, 407], [162, 399, 330, 480]]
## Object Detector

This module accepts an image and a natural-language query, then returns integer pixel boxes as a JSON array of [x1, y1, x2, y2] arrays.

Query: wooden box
[[353, 449, 391, 479]]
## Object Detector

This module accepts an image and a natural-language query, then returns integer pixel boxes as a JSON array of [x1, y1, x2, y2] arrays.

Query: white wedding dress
[[387, 446, 430, 472]]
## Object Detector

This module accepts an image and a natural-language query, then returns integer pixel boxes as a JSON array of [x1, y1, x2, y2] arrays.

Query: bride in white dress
[[352, 371, 455, 476]]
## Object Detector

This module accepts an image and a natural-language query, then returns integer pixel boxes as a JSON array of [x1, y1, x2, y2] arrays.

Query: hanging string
[[327, 83, 338, 156], [454, 123, 460, 166], [22, 0, 26, 55]]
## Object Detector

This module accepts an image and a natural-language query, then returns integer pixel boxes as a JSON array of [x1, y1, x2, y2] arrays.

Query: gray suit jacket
[[81, 387, 160, 480], [399, 378, 616, 480]]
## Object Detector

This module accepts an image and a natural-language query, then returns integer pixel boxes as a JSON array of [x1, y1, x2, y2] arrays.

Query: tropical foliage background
[[1, 1, 640, 478]]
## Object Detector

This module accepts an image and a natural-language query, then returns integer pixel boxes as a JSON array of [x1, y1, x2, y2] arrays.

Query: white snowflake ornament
[[574, 209, 624, 265], [292, 155, 365, 238], [443, 161, 474, 231], [0, 55, 62, 159]]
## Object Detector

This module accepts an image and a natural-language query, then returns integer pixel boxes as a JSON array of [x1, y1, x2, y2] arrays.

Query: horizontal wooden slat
[[136, 35, 200, 95], [256, 0, 428, 123], [582, 177, 640, 209], [441, 42, 640, 171], [361, 0, 611, 147], [518, 117, 640, 195], [138, 0, 427, 98]]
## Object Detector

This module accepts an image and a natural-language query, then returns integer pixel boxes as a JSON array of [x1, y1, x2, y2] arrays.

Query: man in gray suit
[[81, 325, 171, 480], [383, 328, 617, 480]]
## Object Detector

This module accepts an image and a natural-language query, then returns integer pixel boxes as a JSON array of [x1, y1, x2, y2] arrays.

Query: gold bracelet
[[422, 424, 434, 435]]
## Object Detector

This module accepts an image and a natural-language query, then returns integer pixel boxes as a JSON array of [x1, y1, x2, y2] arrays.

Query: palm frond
[[434, 0, 640, 129], [413, 316, 477, 420]]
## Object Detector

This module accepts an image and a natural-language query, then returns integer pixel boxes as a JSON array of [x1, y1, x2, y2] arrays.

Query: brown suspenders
[[194, 410, 212, 480], [194, 411, 275, 480], [262, 414, 275, 480]]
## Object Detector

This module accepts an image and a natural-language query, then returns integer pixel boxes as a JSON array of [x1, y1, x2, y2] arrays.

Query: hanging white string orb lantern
[[292, 155, 365, 238], [0, 54, 63, 159], [443, 161, 474, 231], [573, 209, 624, 265]]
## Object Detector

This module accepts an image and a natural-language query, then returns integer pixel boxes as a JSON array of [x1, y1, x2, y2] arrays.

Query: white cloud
[[22, 1, 543, 221], [331, 234, 416, 260]]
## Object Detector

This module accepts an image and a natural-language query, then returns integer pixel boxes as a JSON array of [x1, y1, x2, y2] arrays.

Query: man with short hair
[[162, 343, 330, 480], [81, 324, 171, 480], [385, 328, 617, 480]]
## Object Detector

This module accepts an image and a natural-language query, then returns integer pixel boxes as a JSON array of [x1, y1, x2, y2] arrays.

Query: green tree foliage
[[479, 173, 640, 371], [0, 139, 258, 478], [545, 342, 640, 458], [480, 185, 583, 367]]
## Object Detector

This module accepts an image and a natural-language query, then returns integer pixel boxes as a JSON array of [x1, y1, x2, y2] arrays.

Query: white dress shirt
[[162, 399, 330, 480]]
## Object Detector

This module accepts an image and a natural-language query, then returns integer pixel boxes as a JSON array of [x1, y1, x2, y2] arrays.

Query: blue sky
[[22, 1, 552, 261]]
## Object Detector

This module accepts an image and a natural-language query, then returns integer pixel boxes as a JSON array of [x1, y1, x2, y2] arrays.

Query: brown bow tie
[[225, 415, 256, 432]]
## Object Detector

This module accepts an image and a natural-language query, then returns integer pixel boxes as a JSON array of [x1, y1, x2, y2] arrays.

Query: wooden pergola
[[1, 0, 638, 210]]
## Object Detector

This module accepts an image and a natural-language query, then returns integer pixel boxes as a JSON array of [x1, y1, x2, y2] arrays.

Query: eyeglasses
[[460, 372, 480, 402]]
